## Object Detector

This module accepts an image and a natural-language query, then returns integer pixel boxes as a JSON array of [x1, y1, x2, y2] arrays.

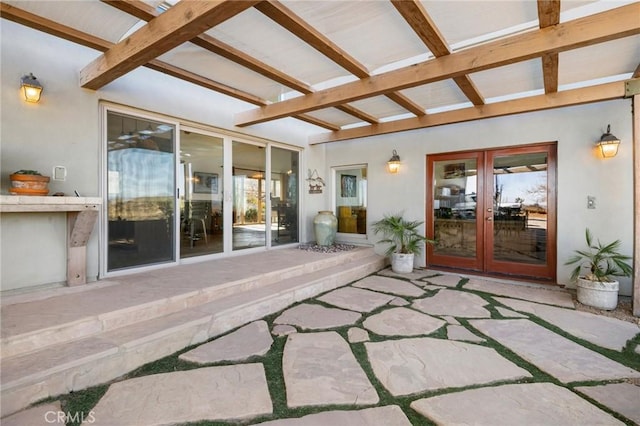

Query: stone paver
[[442, 316, 460, 325], [88, 364, 272, 425], [353, 276, 424, 297], [179, 320, 272, 364], [2, 402, 65, 426], [272, 324, 297, 336], [411, 383, 624, 425], [379, 268, 433, 280], [464, 278, 574, 307], [495, 306, 528, 318], [274, 303, 360, 330], [365, 337, 531, 396], [576, 383, 640, 424], [347, 327, 370, 343], [412, 289, 491, 318], [362, 307, 445, 337], [389, 297, 409, 306], [317, 287, 395, 313], [255, 405, 411, 426], [496, 298, 640, 351], [447, 325, 485, 343], [422, 274, 461, 287], [471, 319, 640, 383], [282, 331, 378, 407]]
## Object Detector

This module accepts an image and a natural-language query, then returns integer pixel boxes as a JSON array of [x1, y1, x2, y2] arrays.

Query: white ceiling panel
[[469, 59, 543, 100], [157, 43, 297, 103], [422, 0, 539, 49], [559, 36, 640, 86], [400, 80, 469, 111], [282, 1, 429, 73], [298, 108, 361, 128], [349, 96, 413, 119], [204, 7, 349, 86], [4, 0, 141, 44]]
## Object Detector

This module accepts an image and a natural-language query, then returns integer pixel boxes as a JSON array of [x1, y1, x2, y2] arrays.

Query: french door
[[426, 143, 556, 281]]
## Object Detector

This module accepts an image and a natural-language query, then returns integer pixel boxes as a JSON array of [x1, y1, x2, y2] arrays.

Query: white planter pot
[[576, 277, 619, 310], [391, 253, 414, 274]]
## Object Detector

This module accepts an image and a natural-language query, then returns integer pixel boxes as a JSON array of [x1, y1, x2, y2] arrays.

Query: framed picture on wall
[[194, 172, 218, 194], [341, 174, 357, 197]]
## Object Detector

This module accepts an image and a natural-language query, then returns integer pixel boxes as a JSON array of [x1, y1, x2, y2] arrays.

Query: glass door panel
[[428, 153, 484, 271], [232, 141, 266, 250], [106, 111, 175, 271], [271, 147, 299, 246], [179, 131, 223, 258], [485, 145, 556, 280]]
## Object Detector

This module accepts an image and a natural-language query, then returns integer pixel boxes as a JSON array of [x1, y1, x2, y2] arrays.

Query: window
[[334, 165, 367, 235]]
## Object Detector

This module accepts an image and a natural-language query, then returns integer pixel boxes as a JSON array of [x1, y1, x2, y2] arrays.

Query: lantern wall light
[[20, 73, 43, 103], [387, 149, 400, 174], [596, 124, 620, 158]]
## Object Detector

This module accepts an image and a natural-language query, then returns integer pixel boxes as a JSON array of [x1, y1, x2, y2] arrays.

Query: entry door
[[427, 143, 556, 281]]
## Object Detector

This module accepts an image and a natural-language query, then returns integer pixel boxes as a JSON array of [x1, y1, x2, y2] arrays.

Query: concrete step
[[0, 251, 385, 417], [1, 247, 374, 359]]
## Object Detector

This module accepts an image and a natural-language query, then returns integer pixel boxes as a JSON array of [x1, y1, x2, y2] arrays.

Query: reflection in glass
[[492, 152, 547, 264], [433, 159, 477, 258], [106, 111, 175, 271], [233, 142, 266, 250], [335, 166, 367, 235], [271, 147, 299, 246], [179, 132, 223, 258]]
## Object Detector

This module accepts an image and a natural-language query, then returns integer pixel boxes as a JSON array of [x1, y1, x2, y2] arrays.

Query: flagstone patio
[[5, 269, 639, 426]]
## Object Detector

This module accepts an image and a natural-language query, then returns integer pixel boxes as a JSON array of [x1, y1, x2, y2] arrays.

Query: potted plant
[[565, 228, 633, 310], [9, 169, 50, 195], [372, 213, 434, 273]]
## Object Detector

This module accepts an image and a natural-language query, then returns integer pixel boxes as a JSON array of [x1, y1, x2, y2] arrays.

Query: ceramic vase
[[314, 210, 337, 246]]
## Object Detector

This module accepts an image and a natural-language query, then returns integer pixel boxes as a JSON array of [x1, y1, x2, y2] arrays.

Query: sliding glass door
[[179, 131, 224, 258], [105, 108, 302, 274], [232, 141, 266, 251], [106, 111, 176, 271], [271, 147, 299, 246]]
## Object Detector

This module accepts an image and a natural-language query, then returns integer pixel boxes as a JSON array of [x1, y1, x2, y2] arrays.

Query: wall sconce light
[[596, 124, 620, 158], [387, 149, 401, 174], [20, 73, 43, 103]]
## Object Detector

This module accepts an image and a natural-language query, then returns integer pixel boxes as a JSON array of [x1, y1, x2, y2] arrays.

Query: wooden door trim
[[426, 142, 557, 282]]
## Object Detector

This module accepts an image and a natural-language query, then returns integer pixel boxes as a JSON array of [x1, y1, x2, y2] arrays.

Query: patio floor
[[3, 268, 640, 426]]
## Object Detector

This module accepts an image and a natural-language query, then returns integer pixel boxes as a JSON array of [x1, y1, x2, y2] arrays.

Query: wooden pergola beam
[[236, 3, 640, 127], [538, 0, 561, 93], [309, 81, 625, 144], [80, 0, 260, 89], [391, 0, 484, 106], [256, 1, 423, 120]]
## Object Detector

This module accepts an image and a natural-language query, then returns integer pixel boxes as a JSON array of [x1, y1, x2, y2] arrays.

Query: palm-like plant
[[565, 228, 633, 282], [372, 213, 434, 256]]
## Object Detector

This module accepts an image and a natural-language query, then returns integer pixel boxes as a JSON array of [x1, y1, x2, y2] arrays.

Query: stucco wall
[[1, 21, 634, 296], [1, 21, 317, 291], [323, 99, 634, 295]]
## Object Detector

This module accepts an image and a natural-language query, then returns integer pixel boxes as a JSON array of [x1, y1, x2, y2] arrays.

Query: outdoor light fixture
[[20, 73, 43, 103], [387, 150, 401, 174], [596, 124, 620, 158]]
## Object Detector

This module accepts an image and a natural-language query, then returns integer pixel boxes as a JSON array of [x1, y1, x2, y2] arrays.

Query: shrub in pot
[[372, 213, 434, 273], [565, 228, 633, 310]]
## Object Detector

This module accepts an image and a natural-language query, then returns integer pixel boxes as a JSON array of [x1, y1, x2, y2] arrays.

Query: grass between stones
[[46, 269, 639, 426]]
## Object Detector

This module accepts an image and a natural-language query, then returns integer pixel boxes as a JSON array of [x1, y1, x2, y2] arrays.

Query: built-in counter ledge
[[0, 195, 101, 212]]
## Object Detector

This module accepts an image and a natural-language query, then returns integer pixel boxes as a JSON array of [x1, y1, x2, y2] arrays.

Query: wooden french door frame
[[426, 142, 557, 282]]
